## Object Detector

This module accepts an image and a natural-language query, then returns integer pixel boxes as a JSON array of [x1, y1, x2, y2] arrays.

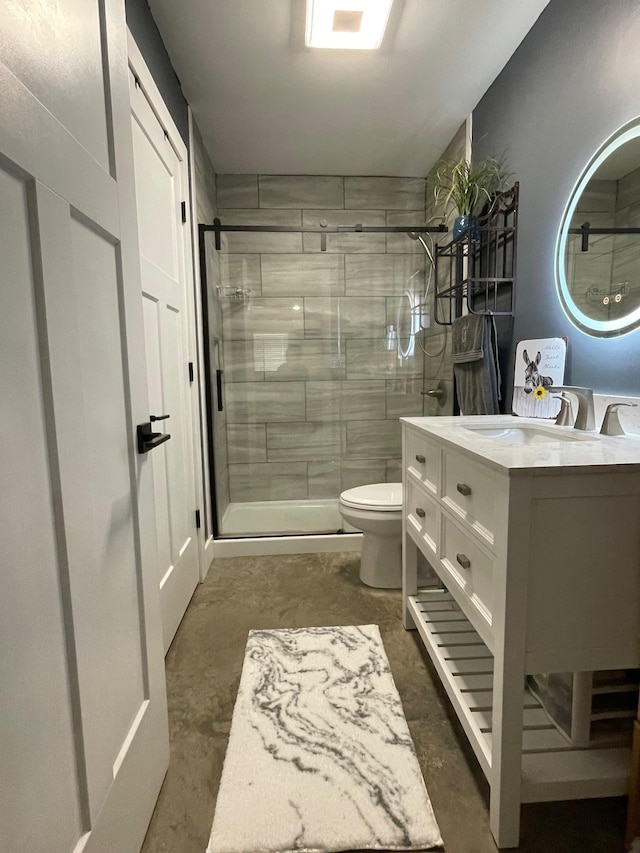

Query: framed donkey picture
[[512, 337, 568, 418]]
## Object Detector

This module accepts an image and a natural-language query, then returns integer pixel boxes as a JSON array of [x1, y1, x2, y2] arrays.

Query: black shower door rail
[[203, 218, 447, 252]]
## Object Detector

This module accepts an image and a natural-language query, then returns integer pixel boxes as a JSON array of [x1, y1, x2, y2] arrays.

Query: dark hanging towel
[[451, 314, 501, 415]]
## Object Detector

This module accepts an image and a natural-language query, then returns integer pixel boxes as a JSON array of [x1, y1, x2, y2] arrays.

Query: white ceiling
[[149, 0, 552, 177]]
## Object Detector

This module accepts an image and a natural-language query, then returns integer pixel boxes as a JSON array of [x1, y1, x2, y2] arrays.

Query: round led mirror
[[556, 118, 640, 337]]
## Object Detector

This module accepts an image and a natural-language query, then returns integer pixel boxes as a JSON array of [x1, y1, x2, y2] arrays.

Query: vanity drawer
[[442, 449, 495, 545], [441, 514, 494, 635], [406, 429, 440, 495], [406, 478, 438, 558]]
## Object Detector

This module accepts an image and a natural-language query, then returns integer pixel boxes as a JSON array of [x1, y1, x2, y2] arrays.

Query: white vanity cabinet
[[401, 416, 640, 848]]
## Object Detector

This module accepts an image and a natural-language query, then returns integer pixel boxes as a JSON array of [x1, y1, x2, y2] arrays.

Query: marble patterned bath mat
[[207, 625, 443, 853]]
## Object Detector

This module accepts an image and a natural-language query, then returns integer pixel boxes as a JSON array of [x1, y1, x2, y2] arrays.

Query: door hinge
[[195, 509, 201, 529], [181, 201, 187, 223], [188, 361, 194, 383]]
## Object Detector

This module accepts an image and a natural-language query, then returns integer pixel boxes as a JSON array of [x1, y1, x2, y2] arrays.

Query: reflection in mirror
[[556, 119, 640, 336]]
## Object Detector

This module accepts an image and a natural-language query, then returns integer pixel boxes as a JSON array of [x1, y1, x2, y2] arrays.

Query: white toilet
[[339, 483, 403, 588]]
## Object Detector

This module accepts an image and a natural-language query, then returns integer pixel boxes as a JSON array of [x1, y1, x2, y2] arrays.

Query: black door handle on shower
[[216, 369, 224, 411], [150, 414, 170, 422], [137, 420, 171, 454]]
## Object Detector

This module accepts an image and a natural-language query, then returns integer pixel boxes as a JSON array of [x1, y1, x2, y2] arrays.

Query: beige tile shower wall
[[192, 122, 230, 523], [420, 123, 468, 416], [217, 174, 428, 503]]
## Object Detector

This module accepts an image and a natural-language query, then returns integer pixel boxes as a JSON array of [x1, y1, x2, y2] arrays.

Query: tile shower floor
[[140, 552, 628, 853], [220, 498, 347, 536]]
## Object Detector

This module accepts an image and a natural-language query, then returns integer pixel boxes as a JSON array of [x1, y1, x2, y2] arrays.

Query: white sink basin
[[463, 425, 587, 446]]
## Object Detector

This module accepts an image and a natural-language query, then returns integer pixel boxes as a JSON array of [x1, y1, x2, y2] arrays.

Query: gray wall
[[473, 0, 640, 403], [125, 0, 188, 145]]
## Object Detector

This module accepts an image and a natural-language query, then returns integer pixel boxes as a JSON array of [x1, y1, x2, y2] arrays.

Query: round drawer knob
[[457, 483, 472, 496], [415, 507, 426, 518]]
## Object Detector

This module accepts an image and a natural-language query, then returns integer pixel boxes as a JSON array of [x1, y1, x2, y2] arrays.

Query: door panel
[[130, 66, 199, 652], [142, 293, 173, 580], [132, 111, 179, 281], [30, 178, 168, 850], [0, 165, 84, 853], [0, 0, 111, 170], [0, 1, 169, 851], [163, 305, 192, 549], [0, 62, 118, 231], [66, 213, 147, 818]]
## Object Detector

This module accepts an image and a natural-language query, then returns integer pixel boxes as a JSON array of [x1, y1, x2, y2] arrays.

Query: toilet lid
[[339, 482, 403, 512]]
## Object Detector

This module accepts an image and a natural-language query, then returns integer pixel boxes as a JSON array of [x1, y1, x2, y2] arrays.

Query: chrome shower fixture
[[407, 231, 435, 268], [217, 285, 251, 304]]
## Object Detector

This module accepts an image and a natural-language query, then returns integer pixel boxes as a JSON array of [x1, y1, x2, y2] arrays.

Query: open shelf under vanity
[[408, 588, 630, 804]]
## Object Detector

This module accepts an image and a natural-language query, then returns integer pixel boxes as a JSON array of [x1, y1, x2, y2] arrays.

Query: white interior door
[[129, 59, 200, 653], [0, 3, 168, 853]]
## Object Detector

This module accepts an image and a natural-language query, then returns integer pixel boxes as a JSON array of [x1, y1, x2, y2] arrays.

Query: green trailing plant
[[432, 156, 511, 219]]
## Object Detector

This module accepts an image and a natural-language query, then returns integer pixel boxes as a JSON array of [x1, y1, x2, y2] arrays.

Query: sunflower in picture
[[533, 385, 547, 401]]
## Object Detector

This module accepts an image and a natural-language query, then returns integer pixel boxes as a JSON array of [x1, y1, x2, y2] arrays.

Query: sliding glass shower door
[[201, 176, 452, 538]]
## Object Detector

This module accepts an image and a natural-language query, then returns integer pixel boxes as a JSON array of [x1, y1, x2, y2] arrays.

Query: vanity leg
[[489, 480, 531, 849], [402, 531, 418, 630], [489, 647, 525, 848]]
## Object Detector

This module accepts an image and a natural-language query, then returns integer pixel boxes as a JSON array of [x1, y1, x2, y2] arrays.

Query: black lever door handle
[[137, 421, 171, 454], [150, 414, 170, 422]]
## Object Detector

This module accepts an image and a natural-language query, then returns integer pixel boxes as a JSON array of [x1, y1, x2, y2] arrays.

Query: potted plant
[[433, 155, 511, 241]]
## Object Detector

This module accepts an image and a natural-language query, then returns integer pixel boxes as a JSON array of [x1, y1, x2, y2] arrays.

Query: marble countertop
[[401, 415, 640, 476]]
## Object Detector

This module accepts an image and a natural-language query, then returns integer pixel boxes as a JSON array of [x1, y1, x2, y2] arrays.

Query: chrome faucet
[[553, 393, 574, 426], [600, 402, 637, 436], [550, 387, 596, 430]]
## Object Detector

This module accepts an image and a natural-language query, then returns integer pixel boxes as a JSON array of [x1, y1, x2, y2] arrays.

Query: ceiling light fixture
[[305, 0, 394, 50]]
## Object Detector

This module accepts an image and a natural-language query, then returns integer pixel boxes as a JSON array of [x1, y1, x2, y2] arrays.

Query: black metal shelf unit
[[434, 182, 519, 325]]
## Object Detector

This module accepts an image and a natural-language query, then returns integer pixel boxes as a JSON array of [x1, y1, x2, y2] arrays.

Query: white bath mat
[[207, 625, 443, 853]]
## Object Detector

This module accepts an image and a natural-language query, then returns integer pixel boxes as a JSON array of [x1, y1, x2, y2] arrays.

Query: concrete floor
[[141, 552, 628, 853]]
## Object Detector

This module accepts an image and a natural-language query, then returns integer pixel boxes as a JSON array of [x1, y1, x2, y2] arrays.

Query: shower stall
[[199, 176, 453, 541]]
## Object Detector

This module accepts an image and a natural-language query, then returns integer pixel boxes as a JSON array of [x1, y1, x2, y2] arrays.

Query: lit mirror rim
[[555, 118, 640, 337]]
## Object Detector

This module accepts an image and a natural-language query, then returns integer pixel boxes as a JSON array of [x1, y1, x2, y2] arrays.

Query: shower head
[[407, 231, 435, 267]]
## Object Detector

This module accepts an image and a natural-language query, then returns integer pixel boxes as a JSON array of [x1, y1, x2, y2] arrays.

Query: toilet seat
[[339, 482, 403, 512]]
